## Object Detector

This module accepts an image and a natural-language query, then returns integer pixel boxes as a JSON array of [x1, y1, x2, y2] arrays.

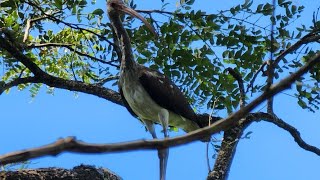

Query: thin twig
[[25, 0, 120, 54], [274, 30, 320, 66], [96, 75, 119, 86], [136, 9, 270, 31], [23, 15, 55, 42], [27, 43, 119, 68], [226, 68, 246, 107], [246, 61, 268, 94]]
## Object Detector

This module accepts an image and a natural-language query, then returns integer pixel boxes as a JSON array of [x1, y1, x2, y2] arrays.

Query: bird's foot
[[158, 147, 169, 180]]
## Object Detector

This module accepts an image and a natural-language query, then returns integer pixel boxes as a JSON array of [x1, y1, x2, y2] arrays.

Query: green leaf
[[92, 8, 104, 16], [54, 0, 63, 9]]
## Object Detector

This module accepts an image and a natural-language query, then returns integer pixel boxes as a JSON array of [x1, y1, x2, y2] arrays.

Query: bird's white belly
[[121, 75, 199, 132], [122, 82, 164, 122]]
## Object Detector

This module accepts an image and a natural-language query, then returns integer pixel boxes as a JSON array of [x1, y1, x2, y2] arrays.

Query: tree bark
[[0, 165, 122, 180], [207, 124, 244, 180]]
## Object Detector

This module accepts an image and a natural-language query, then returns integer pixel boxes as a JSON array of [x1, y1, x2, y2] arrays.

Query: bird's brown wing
[[139, 67, 197, 122]]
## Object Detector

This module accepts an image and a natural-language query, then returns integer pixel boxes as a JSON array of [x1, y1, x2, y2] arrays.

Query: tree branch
[[0, 30, 123, 106], [23, 13, 57, 42], [27, 43, 119, 68], [209, 68, 246, 180], [246, 112, 320, 155], [266, 60, 275, 114], [136, 9, 270, 31], [24, 0, 121, 57], [226, 68, 246, 107], [0, 76, 40, 95], [0, 30, 44, 76], [246, 61, 267, 93], [1, 52, 319, 166], [274, 29, 320, 66], [208, 125, 244, 180], [266, 29, 320, 114], [1, 164, 121, 180]]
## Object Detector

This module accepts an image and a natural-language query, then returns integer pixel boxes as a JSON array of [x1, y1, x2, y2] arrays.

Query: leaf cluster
[[1, 0, 319, 113]]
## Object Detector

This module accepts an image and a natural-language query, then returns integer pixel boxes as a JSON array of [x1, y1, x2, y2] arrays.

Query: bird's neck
[[111, 14, 136, 70]]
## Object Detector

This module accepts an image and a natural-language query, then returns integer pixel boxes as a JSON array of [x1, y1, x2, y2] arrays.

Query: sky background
[[1, 0, 320, 180]]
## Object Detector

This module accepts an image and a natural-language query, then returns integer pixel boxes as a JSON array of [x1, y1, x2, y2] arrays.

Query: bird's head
[[107, 0, 158, 37]]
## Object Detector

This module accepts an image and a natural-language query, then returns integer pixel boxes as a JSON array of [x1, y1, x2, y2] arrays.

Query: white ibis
[[107, 1, 211, 179]]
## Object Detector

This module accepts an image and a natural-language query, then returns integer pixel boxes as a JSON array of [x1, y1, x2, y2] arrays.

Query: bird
[[107, 1, 214, 179]]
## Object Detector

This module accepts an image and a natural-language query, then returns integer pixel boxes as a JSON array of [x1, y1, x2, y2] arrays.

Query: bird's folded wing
[[138, 68, 197, 122]]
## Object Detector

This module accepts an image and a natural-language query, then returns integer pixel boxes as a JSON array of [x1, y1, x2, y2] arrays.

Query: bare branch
[[266, 0, 276, 114], [208, 125, 244, 180], [27, 43, 119, 68], [23, 15, 49, 42], [266, 61, 274, 114], [1, 52, 319, 166], [226, 68, 246, 107], [136, 9, 270, 31], [246, 112, 320, 156], [95, 75, 119, 86], [264, 29, 320, 114], [274, 29, 320, 67], [246, 61, 267, 93]]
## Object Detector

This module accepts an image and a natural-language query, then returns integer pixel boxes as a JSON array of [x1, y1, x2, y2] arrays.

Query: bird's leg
[[144, 120, 168, 180], [144, 120, 157, 139], [158, 109, 169, 180]]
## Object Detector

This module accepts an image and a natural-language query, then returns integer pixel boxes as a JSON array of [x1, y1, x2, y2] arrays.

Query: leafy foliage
[[0, 0, 320, 113]]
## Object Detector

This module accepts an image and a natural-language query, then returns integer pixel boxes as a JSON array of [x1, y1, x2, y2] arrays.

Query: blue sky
[[1, 0, 320, 180]]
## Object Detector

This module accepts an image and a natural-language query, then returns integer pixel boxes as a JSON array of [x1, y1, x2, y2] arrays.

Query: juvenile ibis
[[107, 1, 212, 179]]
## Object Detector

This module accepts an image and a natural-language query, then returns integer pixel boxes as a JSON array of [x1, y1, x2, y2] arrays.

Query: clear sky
[[1, 0, 320, 180]]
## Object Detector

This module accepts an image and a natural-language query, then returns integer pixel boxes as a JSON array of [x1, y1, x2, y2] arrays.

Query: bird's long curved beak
[[111, 3, 158, 37]]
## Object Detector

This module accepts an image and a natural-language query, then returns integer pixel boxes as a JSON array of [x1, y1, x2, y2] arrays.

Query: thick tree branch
[[0, 30, 44, 76], [208, 66, 246, 180], [42, 74, 123, 106], [266, 0, 277, 115], [1, 52, 319, 166], [208, 125, 244, 180], [0, 76, 40, 95]]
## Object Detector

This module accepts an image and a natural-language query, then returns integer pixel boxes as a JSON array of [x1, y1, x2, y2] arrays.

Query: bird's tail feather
[[194, 113, 221, 142]]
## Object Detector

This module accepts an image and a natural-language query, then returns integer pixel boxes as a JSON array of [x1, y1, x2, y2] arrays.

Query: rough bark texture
[[207, 124, 245, 180], [0, 165, 122, 180]]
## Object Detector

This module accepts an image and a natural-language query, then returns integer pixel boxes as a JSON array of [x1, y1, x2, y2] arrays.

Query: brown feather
[[138, 66, 199, 125]]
